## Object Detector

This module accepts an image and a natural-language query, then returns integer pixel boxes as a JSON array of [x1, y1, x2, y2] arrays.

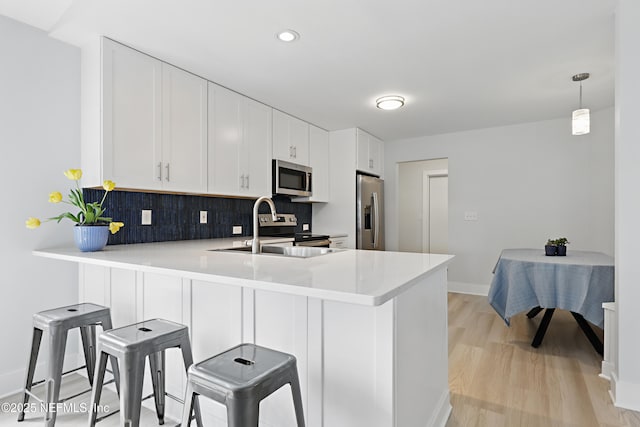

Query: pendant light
[[572, 73, 590, 136]]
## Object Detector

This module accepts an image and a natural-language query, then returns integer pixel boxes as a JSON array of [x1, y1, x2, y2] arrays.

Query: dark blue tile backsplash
[[83, 189, 312, 245]]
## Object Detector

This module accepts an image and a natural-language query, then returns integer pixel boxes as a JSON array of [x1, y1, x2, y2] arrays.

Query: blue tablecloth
[[488, 249, 614, 328]]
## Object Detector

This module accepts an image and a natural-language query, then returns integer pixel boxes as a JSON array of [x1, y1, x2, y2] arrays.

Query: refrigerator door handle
[[372, 191, 379, 249]]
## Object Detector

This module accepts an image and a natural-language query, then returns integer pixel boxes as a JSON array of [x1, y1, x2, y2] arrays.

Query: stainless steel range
[[258, 213, 331, 247]]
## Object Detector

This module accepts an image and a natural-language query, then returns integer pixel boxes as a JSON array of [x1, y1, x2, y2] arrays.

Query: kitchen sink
[[211, 245, 341, 258]]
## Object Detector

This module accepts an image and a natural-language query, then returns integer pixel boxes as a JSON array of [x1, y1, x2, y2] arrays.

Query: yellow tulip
[[102, 180, 116, 192], [48, 191, 63, 203], [63, 169, 82, 181], [25, 217, 41, 229], [109, 222, 124, 234]]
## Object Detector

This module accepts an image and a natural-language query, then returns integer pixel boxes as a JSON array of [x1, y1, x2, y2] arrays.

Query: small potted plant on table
[[545, 239, 558, 256], [555, 237, 570, 256]]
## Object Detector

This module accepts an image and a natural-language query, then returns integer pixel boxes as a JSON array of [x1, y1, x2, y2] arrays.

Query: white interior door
[[422, 171, 448, 254]]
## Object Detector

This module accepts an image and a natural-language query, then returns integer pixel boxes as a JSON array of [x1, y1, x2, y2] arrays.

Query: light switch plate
[[232, 226, 242, 235], [199, 211, 208, 224], [302, 224, 310, 231], [141, 210, 152, 225]]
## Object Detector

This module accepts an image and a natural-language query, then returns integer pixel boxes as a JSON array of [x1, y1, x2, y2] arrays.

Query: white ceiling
[[0, 0, 617, 141]]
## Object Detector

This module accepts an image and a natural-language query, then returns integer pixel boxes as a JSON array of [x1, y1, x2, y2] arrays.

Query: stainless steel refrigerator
[[357, 174, 385, 250]]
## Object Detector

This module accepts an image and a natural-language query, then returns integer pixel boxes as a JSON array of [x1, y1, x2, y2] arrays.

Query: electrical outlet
[[200, 211, 208, 224], [141, 210, 152, 225], [302, 224, 310, 231], [232, 226, 242, 235], [464, 211, 478, 221]]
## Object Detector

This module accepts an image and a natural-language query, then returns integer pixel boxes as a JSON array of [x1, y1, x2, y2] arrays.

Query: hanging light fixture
[[572, 73, 590, 136]]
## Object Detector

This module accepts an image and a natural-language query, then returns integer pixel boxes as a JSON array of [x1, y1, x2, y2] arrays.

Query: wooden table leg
[[570, 312, 604, 356], [531, 308, 555, 348], [527, 306, 544, 318]]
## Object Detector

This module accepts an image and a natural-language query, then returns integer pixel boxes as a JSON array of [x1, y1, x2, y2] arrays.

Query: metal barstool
[[18, 302, 119, 426], [181, 343, 305, 427], [88, 318, 202, 427]]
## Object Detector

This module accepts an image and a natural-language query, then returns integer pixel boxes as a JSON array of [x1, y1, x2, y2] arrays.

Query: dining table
[[488, 248, 614, 355]]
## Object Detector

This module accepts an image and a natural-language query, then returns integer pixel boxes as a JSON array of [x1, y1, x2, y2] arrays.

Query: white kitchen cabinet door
[[273, 110, 309, 166], [208, 83, 243, 195], [102, 38, 162, 190], [161, 64, 207, 193], [209, 84, 272, 197], [356, 129, 384, 177], [241, 98, 272, 197]]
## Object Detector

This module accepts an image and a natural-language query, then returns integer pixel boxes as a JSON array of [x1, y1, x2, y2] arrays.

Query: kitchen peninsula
[[34, 239, 453, 427]]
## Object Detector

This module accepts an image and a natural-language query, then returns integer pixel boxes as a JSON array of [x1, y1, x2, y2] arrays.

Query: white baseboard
[[428, 390, 452, 427], [0, 352, 81, 400], [448, 281, 490, 296], [600, 361, 614, 381], [610, 371, 640, 412]]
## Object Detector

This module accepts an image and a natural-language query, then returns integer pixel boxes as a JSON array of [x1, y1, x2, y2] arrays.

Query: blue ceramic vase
[[73, 225, 109, 252]]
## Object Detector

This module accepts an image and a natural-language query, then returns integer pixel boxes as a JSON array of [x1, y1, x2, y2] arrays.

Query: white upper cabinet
[[161, 63, 207, 193], [356, 128, 384, 177], [102, 39, 207, 192], [208, 83, 272, 197], [293, 125, 329, 203], [102, 38, 162, 189], [273, 110, 310, 166]]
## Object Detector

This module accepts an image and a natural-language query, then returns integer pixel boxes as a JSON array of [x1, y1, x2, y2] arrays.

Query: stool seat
[[182, 343, 305, 427], [88, 318, 202, 427], [33, 303, 111, 330], [99, 318, 190, 354]]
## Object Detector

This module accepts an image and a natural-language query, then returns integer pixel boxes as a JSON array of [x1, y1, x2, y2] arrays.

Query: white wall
[[612, 0, 640, 411], [397, 158, 448, 253], [0, 16, 80, 397], [385, 108, 614, 293]]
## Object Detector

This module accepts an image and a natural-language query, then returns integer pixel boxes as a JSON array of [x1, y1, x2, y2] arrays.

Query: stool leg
[[119, 353, 146, 427], [88, 350, 109, 426], [227, 399, 259, 427], [17, 327, 42, 422], [180, 337, 203, 427], [80, 325, 97, 386], [180, 379, 196, 427], [289, 369, 306, 427], [45, 325, 68, 427], [100, 315, 121, 395], [148, 350, 166, 425]]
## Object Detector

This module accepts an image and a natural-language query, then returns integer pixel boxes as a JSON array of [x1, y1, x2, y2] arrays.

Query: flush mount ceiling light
[[376, 95, 405, 110], [572, 73, 590, 136], [276, 29, 300, 42]]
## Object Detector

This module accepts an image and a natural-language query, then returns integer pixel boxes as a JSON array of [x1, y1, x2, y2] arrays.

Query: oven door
[[295, 238, 331, 248]]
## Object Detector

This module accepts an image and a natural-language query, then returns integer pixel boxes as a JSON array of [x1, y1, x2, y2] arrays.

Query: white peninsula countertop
[[34, 238, 453, 306]]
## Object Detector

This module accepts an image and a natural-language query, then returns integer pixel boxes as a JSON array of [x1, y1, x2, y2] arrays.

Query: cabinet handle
[[240, 174, 245, 189], [293, 146, 297, 158], [289, 146, 293, 158], [165, 163, 170, 181], [157, 162, 162, 181], [369, 159, 373, 168], [246, 174, 249, 189]]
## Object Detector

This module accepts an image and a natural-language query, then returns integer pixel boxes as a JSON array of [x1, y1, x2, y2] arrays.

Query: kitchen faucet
[[252, 196, 278, 254]]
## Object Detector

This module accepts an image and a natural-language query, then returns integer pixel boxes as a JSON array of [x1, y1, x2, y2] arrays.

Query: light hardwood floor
[[0, 376, 161, 426], [447, 292, 640, 427]]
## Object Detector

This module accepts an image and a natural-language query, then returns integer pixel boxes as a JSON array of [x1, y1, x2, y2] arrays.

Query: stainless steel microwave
[[273, 159, 312, 197]]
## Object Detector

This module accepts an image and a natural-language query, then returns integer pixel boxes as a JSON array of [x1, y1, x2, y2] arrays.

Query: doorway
[[422, 171, 448, 254], [397, 158, 448, 253]]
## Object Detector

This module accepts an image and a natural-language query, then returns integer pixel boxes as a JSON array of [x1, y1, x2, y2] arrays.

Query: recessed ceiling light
[[376, 95, 405, 110], [276, 30, 300, 42]]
